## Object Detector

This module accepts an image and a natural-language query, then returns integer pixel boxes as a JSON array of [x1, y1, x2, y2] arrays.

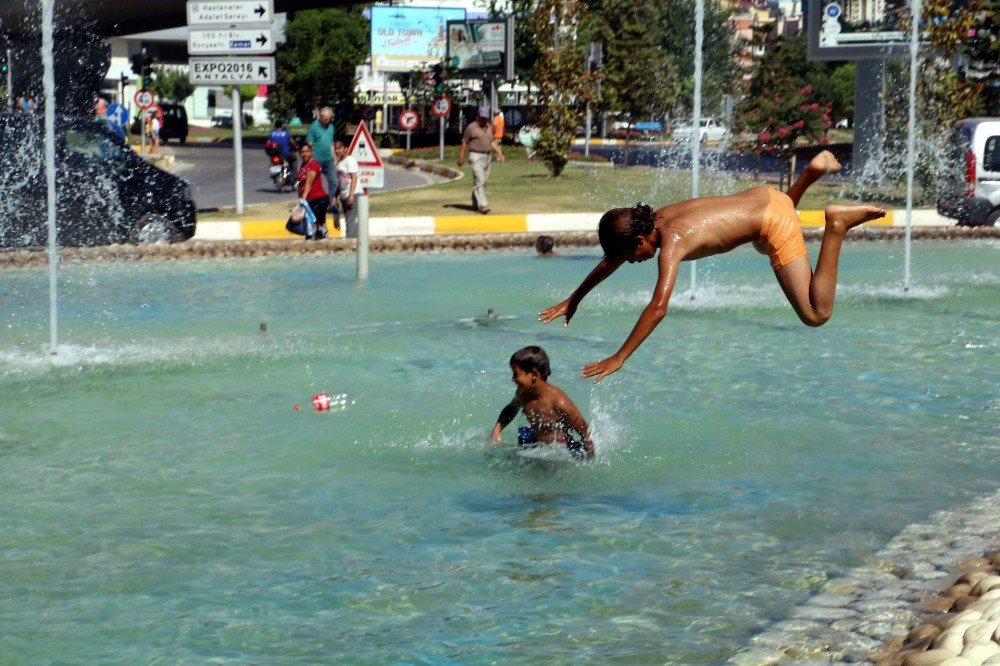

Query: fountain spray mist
[[41, 0, 58, 356]]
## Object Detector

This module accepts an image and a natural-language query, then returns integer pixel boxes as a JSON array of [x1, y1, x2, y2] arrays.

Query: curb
[[3, 227, 997, 270], [386, 155, 464, 180], [193, 208, 960, 242]]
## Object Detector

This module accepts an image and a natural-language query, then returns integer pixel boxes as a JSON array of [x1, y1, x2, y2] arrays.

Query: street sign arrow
[[186, 0, 275, 26], [188, 57, 276, 85], [188, 28, 276, 55]]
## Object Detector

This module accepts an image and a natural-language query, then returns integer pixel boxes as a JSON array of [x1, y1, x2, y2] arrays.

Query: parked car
[[936, 117, 1000, 227], [0, 113, 196, 248], [672, 117, 731, 144]]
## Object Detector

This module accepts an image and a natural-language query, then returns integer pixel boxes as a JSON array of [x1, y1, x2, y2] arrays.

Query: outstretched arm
[[538, 256, 625, 326], [582, 247, 681, 383], [557, 395, 595, 459], [489, 398, 520, 443]]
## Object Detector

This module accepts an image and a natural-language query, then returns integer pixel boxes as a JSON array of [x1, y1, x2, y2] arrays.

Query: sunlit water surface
[[1, 242, 997, 663]]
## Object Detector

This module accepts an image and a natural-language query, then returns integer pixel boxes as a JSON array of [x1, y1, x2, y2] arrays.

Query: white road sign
[[189, 57, 276, 85], [188, 28, 276, 54], [134, 88, 155, 110], [347, 121, 385, 190], [187, 0, 274, 26]]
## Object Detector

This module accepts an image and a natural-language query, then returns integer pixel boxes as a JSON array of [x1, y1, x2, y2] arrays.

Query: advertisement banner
[[807, 0, 924, 60], [446, 19, 507, 74], [370, 5, 466, 72]]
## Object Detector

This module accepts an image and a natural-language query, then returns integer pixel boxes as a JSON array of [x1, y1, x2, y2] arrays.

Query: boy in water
[[490, 346, 595, 459], [539, 151, 886, 383]]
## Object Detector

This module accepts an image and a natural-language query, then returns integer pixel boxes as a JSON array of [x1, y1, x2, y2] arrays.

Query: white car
[[937, 117, 1000, 227], [672, 117, 730, 144]]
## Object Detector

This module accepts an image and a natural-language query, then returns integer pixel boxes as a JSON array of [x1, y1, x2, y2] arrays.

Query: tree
[[530, 0, 598, 176], [151, 67, 195, 104], [265, 7, 369, 123], [828, 63, 855, 124], [586, 0, 679, 165]]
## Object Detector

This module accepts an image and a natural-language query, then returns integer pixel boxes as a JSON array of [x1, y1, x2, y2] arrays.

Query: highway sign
[[187, 0, 274, 26], [432, 96, 451, 118], [134, 88, 155, 110], [188, 28, 276, 55], [399, 109, 419, 131], [189, 57, 276, 85], [347, 121, 384, 190]]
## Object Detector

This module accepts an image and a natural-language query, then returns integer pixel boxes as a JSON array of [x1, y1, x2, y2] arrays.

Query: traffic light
[[431, 62, 445, 93], [129, 53, 143, 76], [130, 50, 154, 86], [0, 58, 8, 76]]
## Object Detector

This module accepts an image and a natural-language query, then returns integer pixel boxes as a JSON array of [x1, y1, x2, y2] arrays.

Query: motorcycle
[[264, 140, 296, 193]]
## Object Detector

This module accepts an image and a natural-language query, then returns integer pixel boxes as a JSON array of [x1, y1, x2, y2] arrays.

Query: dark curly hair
[[510, 346, 551, 380], [598, 203, 656, 259]]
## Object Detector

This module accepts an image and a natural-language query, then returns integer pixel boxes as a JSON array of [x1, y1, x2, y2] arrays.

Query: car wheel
[[133, 214, 183, 245], [180, 136, 187, 145]]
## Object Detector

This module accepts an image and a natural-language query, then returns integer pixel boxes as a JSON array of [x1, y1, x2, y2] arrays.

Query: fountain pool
[[1, 242, 997, 662]]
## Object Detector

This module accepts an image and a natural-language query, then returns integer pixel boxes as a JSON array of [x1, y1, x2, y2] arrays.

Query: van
[[0, 113, 196, 248], [936, 118, 1000, 226], [158, 103, 189, 144]]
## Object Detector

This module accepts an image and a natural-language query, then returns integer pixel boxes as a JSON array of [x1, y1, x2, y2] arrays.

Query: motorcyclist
[[266, 120, 298, 171]]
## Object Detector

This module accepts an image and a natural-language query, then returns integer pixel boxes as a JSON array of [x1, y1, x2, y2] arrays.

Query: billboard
[[446, 18, 515, 79], [807, 0, 914, 60], [370, 5, 466, 72]]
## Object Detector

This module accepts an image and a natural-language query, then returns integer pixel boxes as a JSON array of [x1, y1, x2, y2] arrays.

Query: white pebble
[[956, 611, 987, 623], [938, 657, 975, 666], [964, 621, 1000, 644], [960, 643, 1000, 664], [983, 654, 1000, 665], [936, 627, 973, 654], [972, 576, 1000, 596]]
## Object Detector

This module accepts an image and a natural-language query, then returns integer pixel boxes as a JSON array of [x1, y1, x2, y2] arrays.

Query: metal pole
[[584, 50, 592, 157], [5, 48, 12, 112], [903, 0, 921, 292], [356, 190, 370, 281], [141, 109, 146, 154], [41, 0, 58, 355], [406, 129, 411, 151], [689, 0, 704, 299], [382, 75, 388, 134], [439, 114, 445, 162], [233, 87, 244, 214]]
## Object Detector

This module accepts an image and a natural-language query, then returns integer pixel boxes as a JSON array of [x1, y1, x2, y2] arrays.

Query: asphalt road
[[167, 142, 446, 210]]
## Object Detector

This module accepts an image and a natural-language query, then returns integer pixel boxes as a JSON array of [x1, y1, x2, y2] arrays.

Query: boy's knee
[[801, 312, 830, 327]]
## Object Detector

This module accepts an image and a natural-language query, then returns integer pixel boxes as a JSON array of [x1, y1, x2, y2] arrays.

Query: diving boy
[[538, 151, 886, 383], [490, 346, 595, 459]]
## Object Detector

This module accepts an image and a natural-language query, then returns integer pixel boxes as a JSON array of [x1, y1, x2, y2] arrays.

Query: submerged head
[[598, 203, 658, 263], [535, 235, 554, 255], [510, 346, 551, 388]]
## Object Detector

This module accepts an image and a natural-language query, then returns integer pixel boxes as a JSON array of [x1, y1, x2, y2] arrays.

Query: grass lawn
[[199, 144, 899, 221]]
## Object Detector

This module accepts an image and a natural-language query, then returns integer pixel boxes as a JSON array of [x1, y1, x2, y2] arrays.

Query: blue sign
[[104, 103, 129, 141], [369, 5, 466, 72]]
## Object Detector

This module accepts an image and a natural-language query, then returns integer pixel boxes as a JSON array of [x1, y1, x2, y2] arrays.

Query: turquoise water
[[1, 241, 997, 663]]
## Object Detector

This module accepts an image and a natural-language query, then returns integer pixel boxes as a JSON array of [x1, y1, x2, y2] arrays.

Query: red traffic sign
[[347, 120, 385, 190], [399, 109, 419, 131], [432, 96, 451, 118], [134, 88, 155, 110], [145, 104, 163, 121]]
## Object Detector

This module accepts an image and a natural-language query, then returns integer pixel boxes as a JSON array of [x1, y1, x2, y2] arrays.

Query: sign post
[[134, 88, 155, 154], [186, 0, 275, 215], [432, 96, 451, 162], [399, 109, 419, 151], [347, 121, 384, 282]]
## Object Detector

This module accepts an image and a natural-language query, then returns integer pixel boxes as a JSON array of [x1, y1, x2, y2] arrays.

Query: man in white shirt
[[333, 139, 359, 236]]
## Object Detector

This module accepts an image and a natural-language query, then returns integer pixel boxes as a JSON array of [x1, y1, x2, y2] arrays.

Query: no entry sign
[[134, 88, 155, 110], [432, 96, 451, 118]]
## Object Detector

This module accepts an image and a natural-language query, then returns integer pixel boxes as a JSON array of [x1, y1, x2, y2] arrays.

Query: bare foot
[[808, 150, 842, 176], [825, 205, 886, 234]]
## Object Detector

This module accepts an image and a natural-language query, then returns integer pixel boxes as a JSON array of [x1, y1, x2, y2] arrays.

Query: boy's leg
[[774, 205, 886, 326], [785, 150, 841, 207]]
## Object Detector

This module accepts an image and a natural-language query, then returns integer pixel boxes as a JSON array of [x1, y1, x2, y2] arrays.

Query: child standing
[[490, 346, 595, 459]]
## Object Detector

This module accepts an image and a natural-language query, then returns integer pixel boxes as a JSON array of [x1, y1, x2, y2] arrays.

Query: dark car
[[158, 102, 189, 144], [0, 113, 196, 248]]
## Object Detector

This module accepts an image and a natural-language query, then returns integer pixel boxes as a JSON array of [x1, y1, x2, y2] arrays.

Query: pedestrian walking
[[16, 95, 37, 114], [333, 139, 360, 238], [149, 113, 161, 154], [492, 108, 505, 160], [306, 106, 337, 210], [296, 142, 329, 240], [457, 106, 505, 214]]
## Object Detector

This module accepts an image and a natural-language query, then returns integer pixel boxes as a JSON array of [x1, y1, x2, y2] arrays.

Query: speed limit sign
[[399, 109, 419, 131], [134, 88, 155, 110], [432, 96, 451, 118]]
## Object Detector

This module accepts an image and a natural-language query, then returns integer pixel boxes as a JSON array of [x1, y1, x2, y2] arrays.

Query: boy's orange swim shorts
[[758, 187, 808, 271]]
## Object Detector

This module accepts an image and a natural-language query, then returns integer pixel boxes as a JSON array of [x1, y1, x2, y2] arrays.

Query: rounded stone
[[904, 649, 966, 666], [909, 624, 943, 645], [959, 642, 1000, 662], [963, 620, 999, 643], [957, 572, 993, 586], [972, 576, 1000, 597], [949, 584, 975, 598], [953, 596, 980, 612], [922, 597, 958, 613]]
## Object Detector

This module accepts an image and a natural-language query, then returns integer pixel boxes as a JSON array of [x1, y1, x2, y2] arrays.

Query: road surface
[[167, 142, 447, 210]]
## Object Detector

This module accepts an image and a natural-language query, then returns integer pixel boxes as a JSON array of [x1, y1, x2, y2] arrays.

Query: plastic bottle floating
[[309, 392, 351, 412]]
